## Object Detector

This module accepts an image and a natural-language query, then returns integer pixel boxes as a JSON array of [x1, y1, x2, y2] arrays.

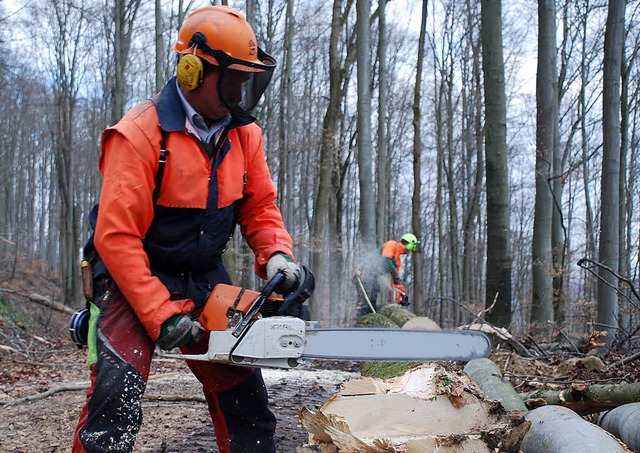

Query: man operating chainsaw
[[354, 233, 419, 318], [73, 6, 299, 453]]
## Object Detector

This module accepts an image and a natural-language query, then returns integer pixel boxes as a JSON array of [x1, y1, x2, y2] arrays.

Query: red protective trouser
[[72, 288, 276, 453]]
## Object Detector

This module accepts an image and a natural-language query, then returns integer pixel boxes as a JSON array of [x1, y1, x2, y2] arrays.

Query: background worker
[[73, 6, 299, 453], [354, 233, 420, 318]]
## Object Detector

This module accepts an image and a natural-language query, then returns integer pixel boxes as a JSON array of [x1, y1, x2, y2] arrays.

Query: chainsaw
[[155, 266, 492, 369]]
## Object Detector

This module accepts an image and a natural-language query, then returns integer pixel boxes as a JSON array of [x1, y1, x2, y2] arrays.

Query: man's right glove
[[157, 314, 202, 350], [266, 253, 301, 294]]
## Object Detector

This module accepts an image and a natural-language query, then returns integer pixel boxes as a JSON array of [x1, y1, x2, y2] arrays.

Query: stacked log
[[520, 405, 630, 452], [464, 358, 528, 413], [523, 381, 640, 415], [598, 402, 640, 451]]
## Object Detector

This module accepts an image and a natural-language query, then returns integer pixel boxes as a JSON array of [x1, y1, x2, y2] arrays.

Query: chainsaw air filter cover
[[69, 308, 90, 347]]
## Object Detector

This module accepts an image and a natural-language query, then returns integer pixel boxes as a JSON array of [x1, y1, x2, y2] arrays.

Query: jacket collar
[[155, 77, 256, 132]]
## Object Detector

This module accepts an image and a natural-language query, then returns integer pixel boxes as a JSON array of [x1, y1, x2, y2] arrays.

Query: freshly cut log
[[598, 402, 640, 451], [520, 405, 629, 453], [299, 363, 518, 452], [523, 381, 640, 415], [464, 358, 528, 412]]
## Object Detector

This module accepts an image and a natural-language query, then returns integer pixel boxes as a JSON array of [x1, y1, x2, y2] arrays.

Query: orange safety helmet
[[174, 6, 262, 67], [174, 5, 276, 114]]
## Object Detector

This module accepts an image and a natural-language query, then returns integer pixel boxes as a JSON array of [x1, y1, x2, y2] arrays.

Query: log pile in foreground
[[297, 308, 640, 452]]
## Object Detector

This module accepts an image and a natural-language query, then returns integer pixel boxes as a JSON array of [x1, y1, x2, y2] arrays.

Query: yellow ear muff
[[176, 54, 204, 90]]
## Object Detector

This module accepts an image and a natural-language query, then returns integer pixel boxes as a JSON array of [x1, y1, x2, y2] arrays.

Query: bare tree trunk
[[531, 0, 557, 337], [462, 0, 484, 318], [154, 0, 164, 93], [411, 0, 428, 317], [376, 0, 388, 244], [480, 0, 512, 328], [109, 0, 142, 125], [46, 0, 90, 305], [618, 43, 631, 332], [597, 0, 625, 342], [444, 3, 461, 325], [356, 0, 375, 248], [579, 1, 597, 305], [310, 0, 343, 321], [277, 0, 295, 230]]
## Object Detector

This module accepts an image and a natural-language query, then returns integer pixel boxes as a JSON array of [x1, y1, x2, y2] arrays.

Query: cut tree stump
[[464, 358, 528, 413], [520, 405, 630, 452], [523, 381, 640, 415], [598, 402, 640, 451], [299, 363, 519, 452]]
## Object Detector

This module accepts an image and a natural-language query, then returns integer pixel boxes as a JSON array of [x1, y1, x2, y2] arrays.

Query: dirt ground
[[0, 278, 359, 453]]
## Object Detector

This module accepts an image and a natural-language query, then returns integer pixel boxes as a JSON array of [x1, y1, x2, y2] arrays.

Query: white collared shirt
[[175, 79, 231, 143]]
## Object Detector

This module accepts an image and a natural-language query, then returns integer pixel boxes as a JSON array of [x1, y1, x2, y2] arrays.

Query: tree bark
[[376, 0, 388, 244], [109, 0, 142, 125], [531, 0, 557, 337], [597, 0, 625, 342], [480, 0, 512, 328], [462, 0, 484, 319], [356, 0, 376, 247], [310, 0, 344, 321], [154, 0, 164, 93], [412, 0, 428, 317]]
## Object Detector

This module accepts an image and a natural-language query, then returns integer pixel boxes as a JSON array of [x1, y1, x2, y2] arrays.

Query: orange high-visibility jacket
[[94, 79, 293, 340], [380, 240, 407, 281]]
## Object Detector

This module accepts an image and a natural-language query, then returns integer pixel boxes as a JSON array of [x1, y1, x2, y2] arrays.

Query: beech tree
[[598, 0, 626, 342], [531, 0, 558, 336], [481, 0, 512, 328]]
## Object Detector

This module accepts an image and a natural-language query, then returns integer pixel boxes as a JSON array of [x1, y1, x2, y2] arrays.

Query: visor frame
[[195, 40, 277, 114]]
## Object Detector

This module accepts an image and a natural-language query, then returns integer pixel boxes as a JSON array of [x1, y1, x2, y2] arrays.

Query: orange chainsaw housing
[[199, 284, 283, 331]]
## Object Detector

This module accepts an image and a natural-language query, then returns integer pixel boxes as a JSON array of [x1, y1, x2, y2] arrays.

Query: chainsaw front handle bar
[[277, 265, 315, 316], [231, 271, 286, 338]]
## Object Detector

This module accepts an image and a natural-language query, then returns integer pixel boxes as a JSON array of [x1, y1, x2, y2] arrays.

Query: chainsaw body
[[156, 266, 492, 369]]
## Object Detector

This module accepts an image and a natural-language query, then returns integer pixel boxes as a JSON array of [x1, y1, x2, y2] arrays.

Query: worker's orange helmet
[[174, 6, 276, 114]]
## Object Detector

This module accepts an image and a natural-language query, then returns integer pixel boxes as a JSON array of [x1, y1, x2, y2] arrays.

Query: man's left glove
[[266, 253, 301, 294], [157, 314, 202, 350]]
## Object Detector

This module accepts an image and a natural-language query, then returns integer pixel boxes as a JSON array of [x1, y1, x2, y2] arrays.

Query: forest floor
[[0, 270, 639, 452]]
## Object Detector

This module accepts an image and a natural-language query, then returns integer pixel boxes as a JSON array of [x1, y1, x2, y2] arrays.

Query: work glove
[[157, 314, 202, 350], [266, 253, 301, 294]]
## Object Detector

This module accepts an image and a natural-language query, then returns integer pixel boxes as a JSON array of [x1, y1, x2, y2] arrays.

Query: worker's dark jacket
[[93, 78, 293, 341]]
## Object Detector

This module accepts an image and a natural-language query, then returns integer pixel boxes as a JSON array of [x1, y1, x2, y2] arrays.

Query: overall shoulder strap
[[150, 97, 169, 204]]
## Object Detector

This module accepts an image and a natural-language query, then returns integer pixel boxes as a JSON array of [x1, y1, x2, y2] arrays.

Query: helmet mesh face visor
[[217, 50, 276, 114]]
